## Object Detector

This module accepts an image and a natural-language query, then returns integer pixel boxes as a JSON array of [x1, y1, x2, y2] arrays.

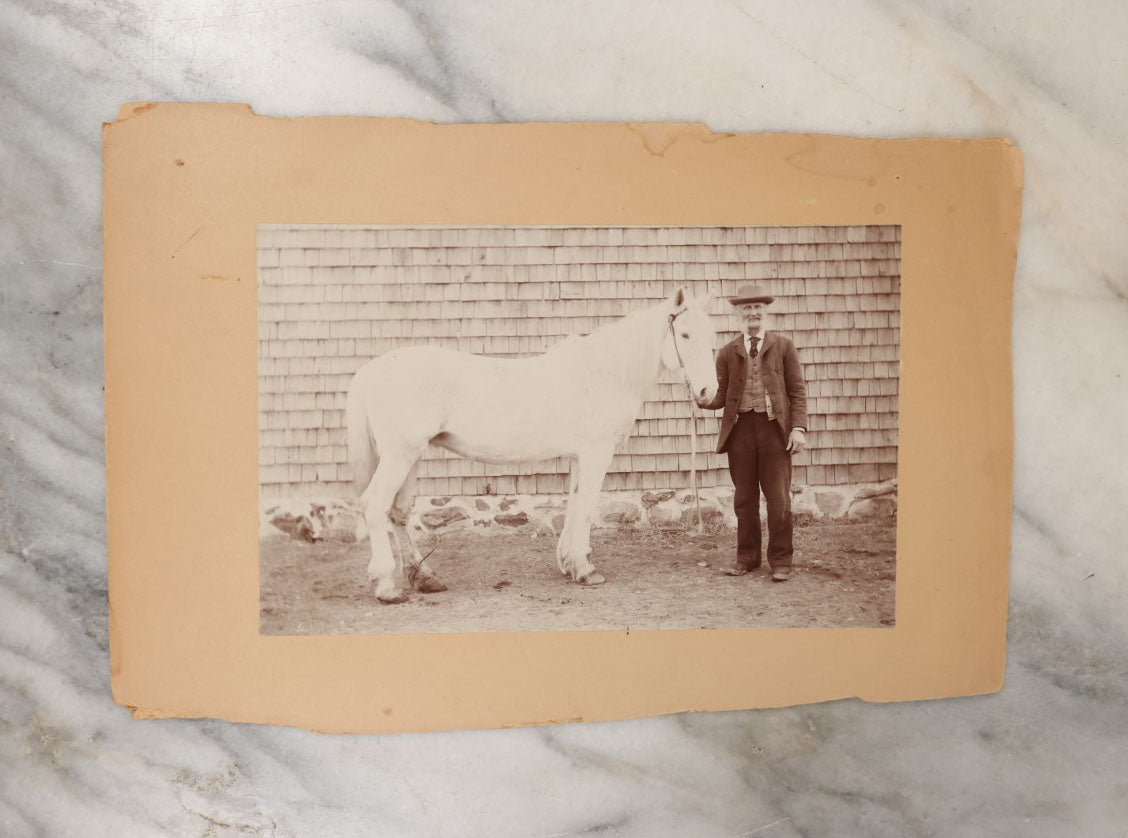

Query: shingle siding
[[258, 225, 901, 499]]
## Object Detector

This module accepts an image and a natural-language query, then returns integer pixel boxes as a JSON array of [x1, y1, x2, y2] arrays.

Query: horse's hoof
[[415, 575, 448, 594], [578, 572, 606, 586], [376, 589, 409, 604]]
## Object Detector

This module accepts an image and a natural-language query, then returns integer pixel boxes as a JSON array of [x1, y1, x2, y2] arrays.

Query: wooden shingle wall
[[258, 226, 900, 499]]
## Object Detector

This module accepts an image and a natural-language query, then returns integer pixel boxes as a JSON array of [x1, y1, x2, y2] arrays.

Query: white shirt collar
[[744, 328, 765, 353]]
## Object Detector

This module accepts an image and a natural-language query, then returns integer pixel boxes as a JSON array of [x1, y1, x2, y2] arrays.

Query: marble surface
[[2, 0, 1127, 835]]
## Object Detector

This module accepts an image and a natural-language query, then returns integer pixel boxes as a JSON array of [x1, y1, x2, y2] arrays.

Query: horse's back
[[348, 344, 579, 459], [349, 345, 531, 433], [352, 345, 520, 390]]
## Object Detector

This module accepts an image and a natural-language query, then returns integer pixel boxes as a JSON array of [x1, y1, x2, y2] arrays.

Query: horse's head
[[661, 288, 718, 406]]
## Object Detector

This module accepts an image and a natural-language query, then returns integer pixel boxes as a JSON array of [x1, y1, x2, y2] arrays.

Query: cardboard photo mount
[[104, 104, 1020, 734]]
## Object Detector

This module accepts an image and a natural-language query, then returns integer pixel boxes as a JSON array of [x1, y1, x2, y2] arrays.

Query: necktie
[[747, 335, 759, 357]]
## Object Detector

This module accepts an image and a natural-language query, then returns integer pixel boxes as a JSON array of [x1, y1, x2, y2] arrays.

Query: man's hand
[[786, 428, 807, 454]]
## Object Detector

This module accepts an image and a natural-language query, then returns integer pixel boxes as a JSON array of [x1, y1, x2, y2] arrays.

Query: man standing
[[702, 285, 808, 581]]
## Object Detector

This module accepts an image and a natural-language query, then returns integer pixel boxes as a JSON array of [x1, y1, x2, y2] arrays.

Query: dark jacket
[[702, 332, 809, 454]]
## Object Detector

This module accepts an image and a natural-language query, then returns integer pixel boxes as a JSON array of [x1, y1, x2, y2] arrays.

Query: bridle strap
[[667, 308, 689, 372]]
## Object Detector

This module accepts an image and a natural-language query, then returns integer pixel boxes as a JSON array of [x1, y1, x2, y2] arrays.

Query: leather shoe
[[771, 568, 791, 582], [724, 563, 756, 576]]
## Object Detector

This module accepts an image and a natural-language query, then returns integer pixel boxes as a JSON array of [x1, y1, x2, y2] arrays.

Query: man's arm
[[782, 338, 808, 430], [699, 346, 728, 411], [782, 339, 809, 452]]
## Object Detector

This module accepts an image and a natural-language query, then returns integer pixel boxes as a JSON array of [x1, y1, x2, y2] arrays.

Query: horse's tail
[[346, 377, 378, 496]]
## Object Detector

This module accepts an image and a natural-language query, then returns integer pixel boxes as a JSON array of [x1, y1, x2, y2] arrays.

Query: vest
[[739, 336, 769, 414]]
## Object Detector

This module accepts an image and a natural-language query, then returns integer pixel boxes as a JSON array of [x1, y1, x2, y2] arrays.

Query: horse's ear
[[676, 289, 710, 311]]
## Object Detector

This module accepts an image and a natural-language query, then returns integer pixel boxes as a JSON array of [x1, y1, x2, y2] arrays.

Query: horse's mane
[[542, 300, 668, 396]]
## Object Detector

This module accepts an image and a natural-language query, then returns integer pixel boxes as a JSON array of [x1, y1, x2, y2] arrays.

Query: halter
[[667, 306, 705, 533], [667, 307, 690, 372]]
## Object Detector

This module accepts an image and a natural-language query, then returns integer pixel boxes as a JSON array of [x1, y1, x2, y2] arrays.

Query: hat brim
[[729, 295, 774, 305]]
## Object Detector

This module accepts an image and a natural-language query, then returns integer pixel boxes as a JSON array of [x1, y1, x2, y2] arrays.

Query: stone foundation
[[260, 480, 897, 542]]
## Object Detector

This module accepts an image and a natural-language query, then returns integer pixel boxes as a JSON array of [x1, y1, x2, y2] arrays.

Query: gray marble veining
[[2, 1, 1127, 835]]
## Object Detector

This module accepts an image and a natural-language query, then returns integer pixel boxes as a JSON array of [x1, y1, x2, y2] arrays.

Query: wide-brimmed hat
[[728, 284, 774, 305]]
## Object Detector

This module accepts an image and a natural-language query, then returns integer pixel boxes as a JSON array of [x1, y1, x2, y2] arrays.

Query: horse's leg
[[360, 447, 422, 604], [556, 458, 581, 576], [392, 461, 448, 594], [557, 444, 614, 585]]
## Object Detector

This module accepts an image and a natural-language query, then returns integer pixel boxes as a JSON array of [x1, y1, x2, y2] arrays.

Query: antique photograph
[[257, 224, 900, 634]]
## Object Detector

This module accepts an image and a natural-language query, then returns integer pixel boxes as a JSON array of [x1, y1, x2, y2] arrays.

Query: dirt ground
[[260, 519, 896, 634]]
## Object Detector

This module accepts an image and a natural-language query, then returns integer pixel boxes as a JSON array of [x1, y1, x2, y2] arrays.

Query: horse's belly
[[436, 389, 639, 464], [437, 379, 580, 461], [432, 428, 565, 463]]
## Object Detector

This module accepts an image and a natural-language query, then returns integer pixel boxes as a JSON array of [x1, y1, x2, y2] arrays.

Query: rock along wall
[[260, 481, 897, 542]]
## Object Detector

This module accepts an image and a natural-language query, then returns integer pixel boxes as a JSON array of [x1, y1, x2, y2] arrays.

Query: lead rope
[[668, 312, 704, 534], [686, 386, 703, 534]]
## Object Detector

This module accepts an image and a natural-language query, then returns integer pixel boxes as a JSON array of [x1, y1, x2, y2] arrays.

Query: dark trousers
[[727, 411, 793, 570]]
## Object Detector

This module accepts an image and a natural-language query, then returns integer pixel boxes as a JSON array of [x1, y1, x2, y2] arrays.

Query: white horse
[[345, 287, 718, 603]]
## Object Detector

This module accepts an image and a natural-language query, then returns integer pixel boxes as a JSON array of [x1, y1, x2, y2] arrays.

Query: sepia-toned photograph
[[257, 224, 900, 634]]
